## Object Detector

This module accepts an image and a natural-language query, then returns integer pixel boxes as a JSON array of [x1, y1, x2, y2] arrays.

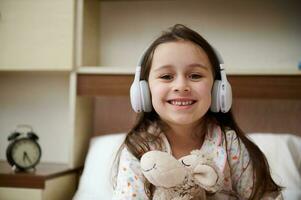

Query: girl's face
[[148, 40, 214, 128]]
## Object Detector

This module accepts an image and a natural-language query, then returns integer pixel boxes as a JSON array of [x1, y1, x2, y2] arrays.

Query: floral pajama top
[[112, 126, 281, 200]]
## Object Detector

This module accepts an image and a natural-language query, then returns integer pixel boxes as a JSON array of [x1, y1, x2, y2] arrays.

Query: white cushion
[[249, 133, 301, 200], [73, 133, 125, 200]]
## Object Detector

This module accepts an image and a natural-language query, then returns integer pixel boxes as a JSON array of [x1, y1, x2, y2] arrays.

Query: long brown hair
[[114, 24, 282, 199]]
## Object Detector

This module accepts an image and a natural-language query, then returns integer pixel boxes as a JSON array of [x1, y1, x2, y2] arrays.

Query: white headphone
[[130, 48, 232, 113]]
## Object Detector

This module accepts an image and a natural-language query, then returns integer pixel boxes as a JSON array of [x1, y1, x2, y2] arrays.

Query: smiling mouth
[[167, 100, 197, 106]]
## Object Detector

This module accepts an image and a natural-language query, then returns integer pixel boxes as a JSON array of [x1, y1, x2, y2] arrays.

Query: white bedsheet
[[249, 133, 301, 200], [73, 133, 301, 200]]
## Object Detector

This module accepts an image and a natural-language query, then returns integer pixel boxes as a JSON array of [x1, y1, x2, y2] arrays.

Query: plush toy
[[140, 150, 224, 200]]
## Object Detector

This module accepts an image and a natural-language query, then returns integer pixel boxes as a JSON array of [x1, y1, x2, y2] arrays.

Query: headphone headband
[[219, 65, 227, 81], [212, 47, 224, 64], [134, 66, 141, 82]]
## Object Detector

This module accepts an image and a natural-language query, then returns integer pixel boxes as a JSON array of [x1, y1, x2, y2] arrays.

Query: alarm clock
[[6, 125, 42, 171]]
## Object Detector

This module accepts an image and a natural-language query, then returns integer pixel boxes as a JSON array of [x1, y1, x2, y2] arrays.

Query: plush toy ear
[[140, 151, 188, 188], [193, 163, 222, 193]]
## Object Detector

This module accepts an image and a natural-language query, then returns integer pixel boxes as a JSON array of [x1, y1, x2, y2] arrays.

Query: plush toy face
[[140, 150, 188, 188], [140, 150, 222, 193], [178, 154, 198, 169]]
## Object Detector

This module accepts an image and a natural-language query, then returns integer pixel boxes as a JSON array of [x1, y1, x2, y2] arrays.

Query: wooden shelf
[[77, 66, 135, 75], [0, 161, 82, 189], [76, 66, 301, 75], [77, 74, 301, 99], [77, 74, 133, 96]]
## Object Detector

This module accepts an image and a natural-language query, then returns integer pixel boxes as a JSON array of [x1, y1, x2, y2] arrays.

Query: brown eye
[[160, 74, 173, 80], [189, 73, 202, 80]]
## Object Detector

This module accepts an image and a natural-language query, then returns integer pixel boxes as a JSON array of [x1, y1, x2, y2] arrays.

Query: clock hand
[[23, 151, 26, 162], [24, 152, 32, 164]]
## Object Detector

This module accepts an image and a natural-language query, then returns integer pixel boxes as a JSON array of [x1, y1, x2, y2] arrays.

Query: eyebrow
[[153, 63, 209, 72], [187, 63, 209, 70]]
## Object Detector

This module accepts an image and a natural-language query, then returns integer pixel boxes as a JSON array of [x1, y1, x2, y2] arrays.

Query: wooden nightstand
[[0, 161, 82, 200]]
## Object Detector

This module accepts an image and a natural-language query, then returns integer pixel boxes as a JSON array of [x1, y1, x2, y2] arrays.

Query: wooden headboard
[[77, 75, 301, 137]]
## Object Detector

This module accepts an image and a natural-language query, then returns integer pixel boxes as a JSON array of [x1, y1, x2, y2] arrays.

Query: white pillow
[[73, 133, 125, 200], [249, 133, 301, 200]]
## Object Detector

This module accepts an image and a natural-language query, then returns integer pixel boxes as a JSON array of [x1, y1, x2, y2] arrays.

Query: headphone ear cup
[[139, 80, 152, 112], [130, 80, 142, 113], [220, 81, 232, 113], [210, 80, 221, 113]]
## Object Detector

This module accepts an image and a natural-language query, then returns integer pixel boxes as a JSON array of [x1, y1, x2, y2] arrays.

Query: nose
[[173, 76, 190, 93]]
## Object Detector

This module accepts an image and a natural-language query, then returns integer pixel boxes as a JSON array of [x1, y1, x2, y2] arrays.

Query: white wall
[[0, 72, 72, 163], [98, 0, 301, 74]]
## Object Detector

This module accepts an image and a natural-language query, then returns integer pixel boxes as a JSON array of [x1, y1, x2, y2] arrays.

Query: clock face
[[11, 138, 41, 169]]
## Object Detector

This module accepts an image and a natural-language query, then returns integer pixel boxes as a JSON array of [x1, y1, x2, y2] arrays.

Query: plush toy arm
[[152, 187, 171, 200], [152, 186, 191, 200], [192, 163, 223, 193]]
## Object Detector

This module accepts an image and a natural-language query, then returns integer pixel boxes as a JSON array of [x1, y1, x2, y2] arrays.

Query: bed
[[73, 75, 301, 200]]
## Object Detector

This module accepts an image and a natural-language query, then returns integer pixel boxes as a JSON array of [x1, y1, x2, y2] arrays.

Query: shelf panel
[[77, 66, 134, 75], [0, 0, 74, 70]]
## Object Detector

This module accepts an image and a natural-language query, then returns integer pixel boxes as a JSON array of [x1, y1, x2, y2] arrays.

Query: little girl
[[112, 24, 282, 199]]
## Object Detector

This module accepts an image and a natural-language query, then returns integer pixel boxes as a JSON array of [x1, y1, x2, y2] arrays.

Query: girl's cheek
[[150, 85, 167, 102], [151, 86, 163, 97]]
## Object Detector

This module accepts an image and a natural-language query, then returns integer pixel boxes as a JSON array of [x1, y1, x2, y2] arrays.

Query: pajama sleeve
[[226, 130, 254, 199], [112, 147, 149, 200]]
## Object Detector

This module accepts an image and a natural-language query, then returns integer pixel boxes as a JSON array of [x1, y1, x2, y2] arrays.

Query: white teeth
[[170, 100, 193, 106]]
